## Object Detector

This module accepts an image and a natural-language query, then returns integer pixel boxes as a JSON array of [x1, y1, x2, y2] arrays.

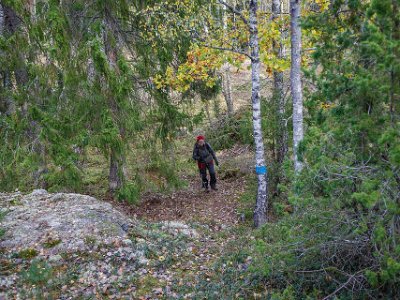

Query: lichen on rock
[[0, 190, 133, 255]]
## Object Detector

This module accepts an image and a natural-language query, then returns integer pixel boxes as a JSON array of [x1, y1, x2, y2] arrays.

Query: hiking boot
[[211, 185, 218, 191]]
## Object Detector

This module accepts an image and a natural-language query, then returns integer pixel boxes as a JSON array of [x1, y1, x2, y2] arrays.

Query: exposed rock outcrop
[[0, 189, 133, 254]]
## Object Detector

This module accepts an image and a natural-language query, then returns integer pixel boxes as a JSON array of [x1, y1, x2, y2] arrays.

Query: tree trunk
[[103, 9, 126, 195], [391, 0, 399, 125], [0, 3, 4, 113], [204, 100, 212, 126], [220, 4, 234, 117], [290, 0, 304, 173], [221, 63, 234, 117], [3, 71, 14, 115], [272, 0, 288, 165], [1, 3, 29, 113], [250, 0, 268, 227], [0, 3, 14, 115], [109, 149, 123, 194], [213, 95, 220, 118], [0, 2, 4, 35]]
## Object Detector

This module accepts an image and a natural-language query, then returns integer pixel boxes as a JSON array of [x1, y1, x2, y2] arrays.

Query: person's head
[[197, 135, 205, 146]]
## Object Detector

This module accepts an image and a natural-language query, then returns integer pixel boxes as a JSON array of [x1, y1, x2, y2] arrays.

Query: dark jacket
[[192, 142, 218, 164]]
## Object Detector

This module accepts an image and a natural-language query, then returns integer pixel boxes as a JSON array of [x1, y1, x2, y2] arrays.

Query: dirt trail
[[101, 145, 254, 298], [135, 176, 246, 225], [125, 145, 253, 227]]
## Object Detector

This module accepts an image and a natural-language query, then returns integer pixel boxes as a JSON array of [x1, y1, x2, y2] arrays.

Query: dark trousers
[[198, 162, 216, 188]]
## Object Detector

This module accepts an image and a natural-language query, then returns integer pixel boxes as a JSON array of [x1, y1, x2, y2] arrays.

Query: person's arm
[[206, 143, 219, 165]]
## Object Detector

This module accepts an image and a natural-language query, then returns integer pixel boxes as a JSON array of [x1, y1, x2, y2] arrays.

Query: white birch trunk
[[250, 0, 268, 227], [220, 5, 234, 117], [273, 0, 288, 164], [290, 0, 304, 173], [87, 58, 96, 85], [204, 100, 212, 127], [221, 63, 234, 116], [0, 3, 4, 36]]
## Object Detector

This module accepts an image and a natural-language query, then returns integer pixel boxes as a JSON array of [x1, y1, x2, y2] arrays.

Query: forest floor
[[115, 144, 254, 226], [108, 144, 257, 298], [1, 64, 266, 299], [0, 144, 258, 299]]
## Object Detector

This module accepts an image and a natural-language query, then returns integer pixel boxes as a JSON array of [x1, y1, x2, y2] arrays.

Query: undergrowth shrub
[[205, 108, 254, 151], [117, 182, 141, 205]]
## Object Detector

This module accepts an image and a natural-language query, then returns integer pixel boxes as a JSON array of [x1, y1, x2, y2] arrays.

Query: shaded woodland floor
[[0, 144, 256, 299], [100, 145, 257, 298], [110, 144, 254, 227]]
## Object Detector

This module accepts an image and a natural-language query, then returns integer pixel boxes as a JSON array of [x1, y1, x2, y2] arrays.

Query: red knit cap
[[196, 135, 205, 141]]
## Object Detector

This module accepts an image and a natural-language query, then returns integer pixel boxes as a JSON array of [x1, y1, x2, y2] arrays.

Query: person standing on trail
[[192, 135, 219, 192]]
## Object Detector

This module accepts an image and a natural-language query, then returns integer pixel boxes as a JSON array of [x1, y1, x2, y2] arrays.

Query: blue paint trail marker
[[255, 165, 267, 175]]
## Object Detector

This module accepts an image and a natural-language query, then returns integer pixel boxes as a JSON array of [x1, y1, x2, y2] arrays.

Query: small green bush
[[117, 182, 141, 205], [22, 260, 53, 286], [43, 238, 62, 248], [15, 248, 39, 259], [206, 109, 254, 151]]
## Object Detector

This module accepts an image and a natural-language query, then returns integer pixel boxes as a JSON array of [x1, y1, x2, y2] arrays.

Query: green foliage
[[206, 108, 254, 151], [145, 153, 186, 192], [15, 248, 39, 260], [117, 182, 141, 205], [188, 1, 400, 299], [272, 0, 400, 297], [237, 176, 257, 221], [21, 260, 53, 286], [43, 239, 62, 249], [0, 210, 6, 240], [0, 0, 198, 198]]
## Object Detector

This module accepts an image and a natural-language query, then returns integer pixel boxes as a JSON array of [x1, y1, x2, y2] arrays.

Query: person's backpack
[[195, 143, 213, 164]]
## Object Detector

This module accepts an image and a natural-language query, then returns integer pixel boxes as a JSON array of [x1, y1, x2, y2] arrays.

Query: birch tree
[[221, 63, 234, 117], [272, 0, 288, 166], [220, 5, 234, 117], [150, 0, 270, 226], [214, 0, 269, 226], [290, 0, 304, 173], [249, 0, 268, 227]]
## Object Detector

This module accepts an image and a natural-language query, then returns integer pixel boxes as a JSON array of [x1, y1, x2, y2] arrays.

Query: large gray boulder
[[0, 190, 133, 254]]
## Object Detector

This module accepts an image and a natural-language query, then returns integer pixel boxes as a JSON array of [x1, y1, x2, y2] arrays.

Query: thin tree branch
[[302, 47, 317, 52], [322, 270, 365, 300], [201, 43, 253, 60], [217, 0, 250, 29]]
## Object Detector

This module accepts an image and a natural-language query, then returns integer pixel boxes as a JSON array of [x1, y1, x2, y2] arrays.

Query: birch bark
[[221, 63, 234, 116], [250, 0, 268, 227], [272, 0, 288, 165], [290, 0, 304, 173], [0, 3, 4, 35]]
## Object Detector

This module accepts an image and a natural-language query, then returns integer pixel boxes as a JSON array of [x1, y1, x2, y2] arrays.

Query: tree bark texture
[[0, 3, 14, 115], [221, 63, 234, 116], [290, 0, 304, 173], [272, 0, 288, 165], [250, 0, 268, 227], [204, 100, 212, 127], [103, 8, 126, 195]]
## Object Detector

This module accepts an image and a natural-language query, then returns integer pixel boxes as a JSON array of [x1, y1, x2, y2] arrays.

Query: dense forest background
[[0, 0, 399, 298]]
